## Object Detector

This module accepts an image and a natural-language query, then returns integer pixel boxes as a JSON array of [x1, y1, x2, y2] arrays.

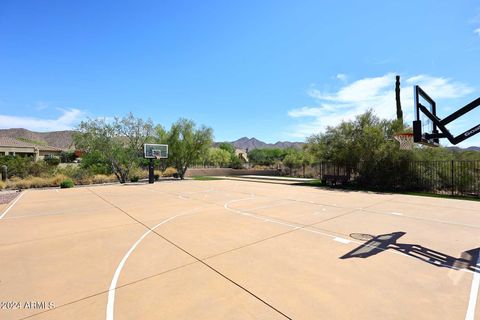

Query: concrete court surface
[[0, 180, 479, 320]]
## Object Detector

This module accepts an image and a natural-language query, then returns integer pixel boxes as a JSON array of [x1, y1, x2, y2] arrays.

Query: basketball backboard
[[144, 144, 168, 159], [413, 85, 439, 147], [413, 85, 480, 146]]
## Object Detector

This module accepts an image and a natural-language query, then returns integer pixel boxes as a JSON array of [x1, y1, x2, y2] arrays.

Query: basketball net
[[394, 133, 414, 150], [152, 150, 162, 160]]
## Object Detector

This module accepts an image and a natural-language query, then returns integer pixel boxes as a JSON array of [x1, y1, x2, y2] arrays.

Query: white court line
[[223, 195, 475, 274], [465, 254, 480, 320], [106, 208, 201, 320], [333, 237, 351, 244], [0, 191, 26, 220], [390, 212, 403, 216]]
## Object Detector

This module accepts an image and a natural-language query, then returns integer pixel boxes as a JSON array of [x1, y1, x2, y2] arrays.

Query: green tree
[[218, 142, 236, 154], [80, 150, 113, 175], [165, 118, 213, 179], [304, 110, 412, 188], [74, 113, 154, 183], [207, 148, 231, 167], [248, 148, 287, 166], [218, 142, 245, 168], [283, 150, 303, 176], [300, 150, 314, 177]]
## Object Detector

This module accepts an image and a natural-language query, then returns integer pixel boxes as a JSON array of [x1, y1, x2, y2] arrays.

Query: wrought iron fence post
[[451, 160, 454, 196]]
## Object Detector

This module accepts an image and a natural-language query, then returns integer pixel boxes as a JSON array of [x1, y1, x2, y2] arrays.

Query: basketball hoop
[[394, 133, 414, 150], [152, 150, 162, 160]]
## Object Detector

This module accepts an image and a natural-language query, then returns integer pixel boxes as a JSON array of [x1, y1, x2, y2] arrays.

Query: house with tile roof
[[0, 137, 64, 161]]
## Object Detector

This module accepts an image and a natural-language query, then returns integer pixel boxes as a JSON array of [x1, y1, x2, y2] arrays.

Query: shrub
[[58, 165, 93, 185], [44, 157, 60, 166], [154, 174, 160, 181], [51, 174, 69, 186], [0, 155, 33, 178], [10, 178, 32, 189], [162, 167, 177, 177], [0, 180, 5, 189], [29, 177, 54, 188], [60, 151, 76, 163], [230, 156, 244, 169], [92, 174, 117, 184], [79, 150, 112, 175], [60, 179, 74, 188], [130, 176, 140, 182]]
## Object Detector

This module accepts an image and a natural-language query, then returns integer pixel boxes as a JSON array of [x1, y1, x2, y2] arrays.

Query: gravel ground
[[0, 191, 21, 204]]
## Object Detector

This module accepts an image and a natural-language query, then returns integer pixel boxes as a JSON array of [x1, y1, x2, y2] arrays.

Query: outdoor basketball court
[[0, 179, 479, 319]]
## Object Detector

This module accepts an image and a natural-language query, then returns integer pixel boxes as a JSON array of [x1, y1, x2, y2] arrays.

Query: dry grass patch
[[92, 174, 117, 184], [5, 174, 70, 189], [162, 167, 178, 177]]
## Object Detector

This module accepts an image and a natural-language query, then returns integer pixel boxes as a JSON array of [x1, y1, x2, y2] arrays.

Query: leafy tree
[[218, 142, 246, 168], [304, 110, 411, 188], [218, 142, 236, 154], [80, 150, 113, 175], [164, 118, 213, 179], [300, 150, 314, 177], [283, 150, 303, 175], [206, 148, 231, 167], [305, 110, 405, 164], [74, 113, 154, 183], [248, 148, 287, 166]]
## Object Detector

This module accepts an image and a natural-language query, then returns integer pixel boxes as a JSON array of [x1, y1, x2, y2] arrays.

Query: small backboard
[[413, 85, 439, 147], [144, 144, 168, 159]]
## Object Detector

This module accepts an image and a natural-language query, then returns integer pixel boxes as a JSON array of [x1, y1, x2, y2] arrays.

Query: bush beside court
[[301, 110, 480, 195]]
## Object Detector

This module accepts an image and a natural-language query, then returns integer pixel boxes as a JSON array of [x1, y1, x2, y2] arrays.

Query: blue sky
[[1, 0, 480, 146]]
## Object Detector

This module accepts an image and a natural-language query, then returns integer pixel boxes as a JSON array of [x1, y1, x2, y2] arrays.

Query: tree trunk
[[395, 75, 403, 121]]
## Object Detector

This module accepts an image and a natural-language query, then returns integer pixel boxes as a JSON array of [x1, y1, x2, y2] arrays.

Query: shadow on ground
[[340, 231, 479, 273]]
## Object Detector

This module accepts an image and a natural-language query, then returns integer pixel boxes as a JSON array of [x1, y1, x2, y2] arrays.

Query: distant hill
[[228, 137, 304, 150], [446, 146, 480, 152], [0, 128, 75, 149], [465, 146, 480, 151], [1, 128, 477, 152]]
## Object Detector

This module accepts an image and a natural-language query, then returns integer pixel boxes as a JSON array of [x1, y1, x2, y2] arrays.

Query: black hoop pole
[[148, 158, 154, 184]]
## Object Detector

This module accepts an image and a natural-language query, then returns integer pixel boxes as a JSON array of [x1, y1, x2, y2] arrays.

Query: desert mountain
[[0, 128, 75, 149], [229, 137, 304, 150], [0, 129, 303, 151]]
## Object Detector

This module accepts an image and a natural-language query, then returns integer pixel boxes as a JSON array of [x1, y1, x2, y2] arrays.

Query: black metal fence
[[318, 160, 480, 197]]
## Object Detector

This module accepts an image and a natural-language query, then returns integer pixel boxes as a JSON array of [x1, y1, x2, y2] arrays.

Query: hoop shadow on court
[[340, 232, 479, 273]]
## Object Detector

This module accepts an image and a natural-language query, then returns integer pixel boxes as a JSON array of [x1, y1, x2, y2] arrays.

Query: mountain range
[[228, 137, 304, 150], [0, 128, 75, 149], [0, 129, 304, 150], [0, 128, 478, 151]]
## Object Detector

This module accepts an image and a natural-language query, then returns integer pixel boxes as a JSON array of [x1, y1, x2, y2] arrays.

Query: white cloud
[[336, 73, 348, 82], [0, 108, 86, 131], [475, 28, 480, 36], [287, 73, 474, 140], [35, 101, 49, 111]]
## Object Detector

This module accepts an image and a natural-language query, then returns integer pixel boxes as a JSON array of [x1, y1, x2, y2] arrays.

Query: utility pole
[[395, 75, 403, 121]]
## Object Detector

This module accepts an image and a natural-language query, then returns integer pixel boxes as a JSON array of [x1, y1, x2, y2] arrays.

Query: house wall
[[0, 147, 61, 161], [0, 146, 37, 158]]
